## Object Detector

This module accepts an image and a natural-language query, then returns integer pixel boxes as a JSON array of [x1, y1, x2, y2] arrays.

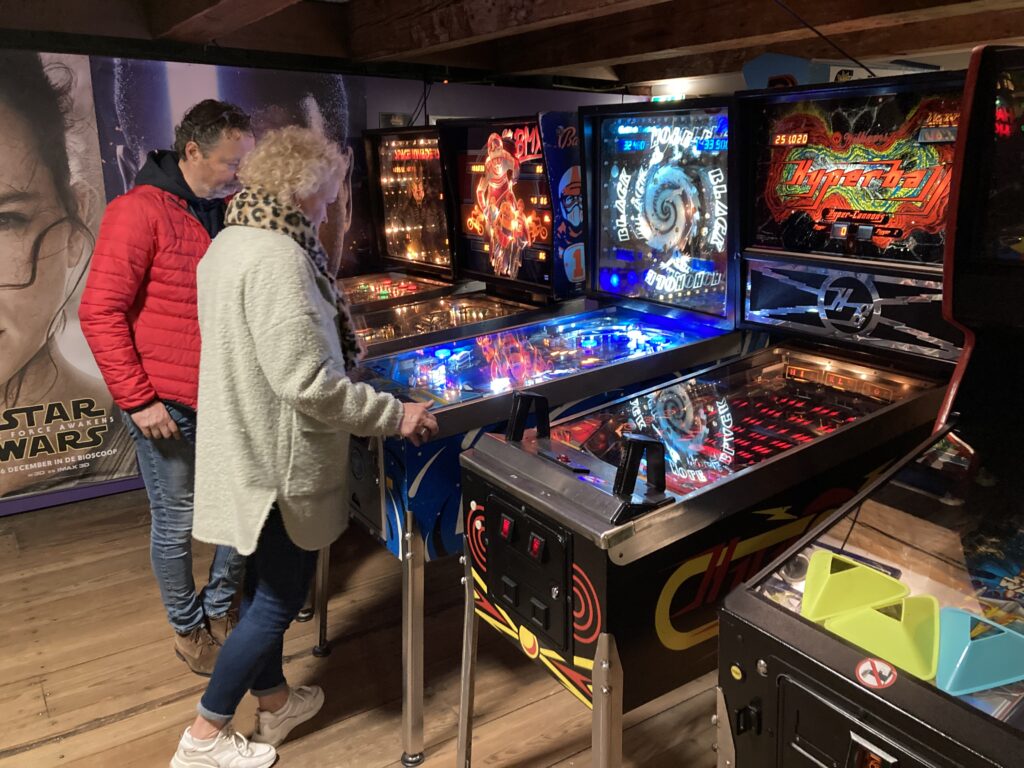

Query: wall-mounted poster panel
[[0, 51, 137, 507], [4, 54, 381, 512]]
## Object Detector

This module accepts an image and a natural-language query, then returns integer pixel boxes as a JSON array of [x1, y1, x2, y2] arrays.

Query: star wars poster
[[4, 52, 377, 510], [0, 52, 137, 506], [89, 57, 373, 276]]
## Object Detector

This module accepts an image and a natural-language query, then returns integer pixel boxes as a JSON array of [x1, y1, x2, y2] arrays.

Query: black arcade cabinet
[[717, 45, 1024, 768]]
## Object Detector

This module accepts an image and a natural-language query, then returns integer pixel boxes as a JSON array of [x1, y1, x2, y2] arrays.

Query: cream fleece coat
[[193, 225, 404, 555]]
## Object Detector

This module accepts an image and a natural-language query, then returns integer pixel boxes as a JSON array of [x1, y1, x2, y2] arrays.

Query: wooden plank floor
[[0, 491, 717, 767]]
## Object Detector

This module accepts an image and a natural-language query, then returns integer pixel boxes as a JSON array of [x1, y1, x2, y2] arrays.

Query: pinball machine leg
[[455, 542, 479, 768], [402, 517, 426, 766], [592, 633, 624, 768], [296, 585, 314, 622], [312, 546, 331, 657], [714, 686, 736, 768], [296, 557, 316, 622], [296, 561, 311, 626]]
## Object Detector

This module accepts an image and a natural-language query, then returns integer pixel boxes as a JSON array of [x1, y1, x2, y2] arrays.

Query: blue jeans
[[123, 402, 244, 634], [198, 507, 318, 721]]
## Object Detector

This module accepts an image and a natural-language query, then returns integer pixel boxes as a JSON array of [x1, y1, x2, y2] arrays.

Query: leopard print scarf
[[225, 187, 362, 372]]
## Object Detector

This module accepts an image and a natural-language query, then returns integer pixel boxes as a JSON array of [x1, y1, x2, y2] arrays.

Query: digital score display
[[753, 88, 963, 264], [995, 103, 1014, 138], [596, 108, 730, 318], [772, 132, 809, 147], [616, 138, 649, 152]]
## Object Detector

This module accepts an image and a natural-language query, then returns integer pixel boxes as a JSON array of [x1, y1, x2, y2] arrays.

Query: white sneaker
[[252, 685, 325, 747], [170, 725, 277, 768]]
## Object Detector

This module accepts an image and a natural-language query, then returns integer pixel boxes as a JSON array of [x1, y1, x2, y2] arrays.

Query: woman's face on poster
[[0, 102, 80, 387], [114, 64, 358, 276], [242, 98, 353, 275], [318, 143, 353, 275]]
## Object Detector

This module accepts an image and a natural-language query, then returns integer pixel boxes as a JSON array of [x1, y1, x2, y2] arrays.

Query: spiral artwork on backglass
[[596, 109, 729, 317]]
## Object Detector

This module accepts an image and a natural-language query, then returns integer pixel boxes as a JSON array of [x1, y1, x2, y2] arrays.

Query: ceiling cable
[[770, 0, 877, 77]]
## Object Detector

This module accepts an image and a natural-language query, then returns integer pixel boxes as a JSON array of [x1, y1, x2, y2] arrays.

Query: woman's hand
[[399, 402, 439, 447]]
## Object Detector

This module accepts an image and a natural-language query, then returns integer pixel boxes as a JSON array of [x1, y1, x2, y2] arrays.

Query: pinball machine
[[340, 128, 457, 316], [347, 104, 742, 553], [716, 46, 1024, 768], [318, 104, 748, 766], [348, 117, 589, 357], [453, 71, 966, 767]]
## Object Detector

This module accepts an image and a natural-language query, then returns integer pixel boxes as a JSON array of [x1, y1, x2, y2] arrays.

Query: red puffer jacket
[[80, 186, 212, 411]]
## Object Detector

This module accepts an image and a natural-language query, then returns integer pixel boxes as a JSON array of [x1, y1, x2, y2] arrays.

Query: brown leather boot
[[208, 608, 239, 646], [174, 625, 220, 676]]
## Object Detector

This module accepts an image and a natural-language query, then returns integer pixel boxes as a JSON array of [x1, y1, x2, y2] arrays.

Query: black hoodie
[[134, 150, 226, 238]]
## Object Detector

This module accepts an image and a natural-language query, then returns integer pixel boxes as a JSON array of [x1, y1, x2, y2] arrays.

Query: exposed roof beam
[[0, 0, 149, 39], [212, 2, 350, 58], [615, 6, 1024, 82], [422, 0, 1021, 75], [0, 0, 348, 58], [346, 0, 673, 62], [148, 0, 305, 44]]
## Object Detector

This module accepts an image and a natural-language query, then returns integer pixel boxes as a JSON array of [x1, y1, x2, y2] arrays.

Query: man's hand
[[130, 401, 181, 440], [399, 402, 439, 447]]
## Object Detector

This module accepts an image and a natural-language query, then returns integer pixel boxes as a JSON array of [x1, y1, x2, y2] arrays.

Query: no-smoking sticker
[[855, 658, 898, 690]]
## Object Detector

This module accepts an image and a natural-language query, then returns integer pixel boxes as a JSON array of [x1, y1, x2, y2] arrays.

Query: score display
[[772, 132, 809, 147]]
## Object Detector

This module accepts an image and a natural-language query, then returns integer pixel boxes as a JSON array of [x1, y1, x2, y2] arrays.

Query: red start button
[[557, 454, 570, 463], [499, 514, 515, 541], [528, 532, 545, 560]]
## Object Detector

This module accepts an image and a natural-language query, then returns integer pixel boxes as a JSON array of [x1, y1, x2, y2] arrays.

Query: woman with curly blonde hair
[[171, 126, 438, 768]]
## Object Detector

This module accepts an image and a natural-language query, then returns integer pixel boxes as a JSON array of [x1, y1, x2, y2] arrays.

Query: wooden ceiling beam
[[345, 0, 674, 62], [614, 6, 1024, 82], [0, 0, 150, 39], [147, 0, 305, 44], [0, 0, 349, 59], [208, 2, 350, 58], [439, 0, 1022, 75]]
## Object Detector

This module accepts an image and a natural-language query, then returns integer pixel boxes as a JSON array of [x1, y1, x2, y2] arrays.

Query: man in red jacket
[[80, 100, 255, 675]]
